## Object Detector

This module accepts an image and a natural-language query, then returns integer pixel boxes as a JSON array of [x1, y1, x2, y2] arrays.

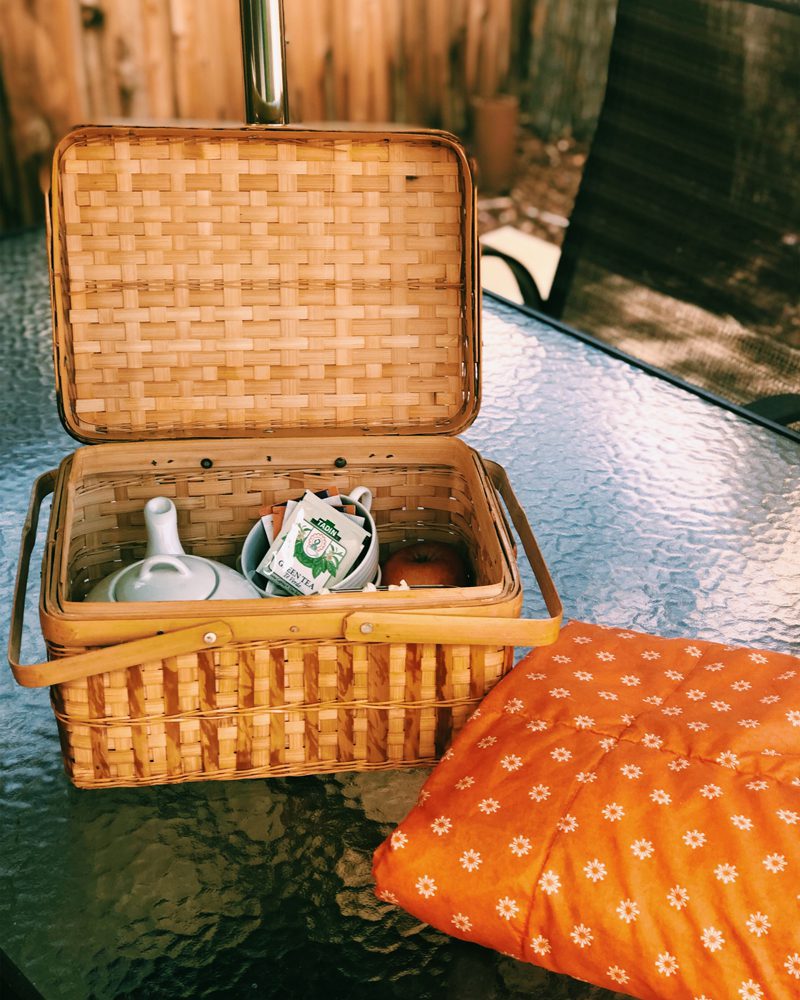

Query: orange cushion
[[373, 622, 800, 999]]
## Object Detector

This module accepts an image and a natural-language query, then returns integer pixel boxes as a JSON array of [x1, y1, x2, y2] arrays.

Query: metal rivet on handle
[[203, 631, 217, 644], [289, 625, 299, 633], [334, 457, 347, 468], [360, 622, 374, 634]]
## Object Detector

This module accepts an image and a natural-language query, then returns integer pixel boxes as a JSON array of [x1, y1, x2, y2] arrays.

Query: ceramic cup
[[240, 486, 380, 596]]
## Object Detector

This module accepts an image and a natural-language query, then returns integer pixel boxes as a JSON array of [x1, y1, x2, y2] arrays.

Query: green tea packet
[[256, 491, 368, 596]]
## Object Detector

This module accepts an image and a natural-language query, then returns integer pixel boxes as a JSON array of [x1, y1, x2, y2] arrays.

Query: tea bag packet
[[257, 491, 368, 596]]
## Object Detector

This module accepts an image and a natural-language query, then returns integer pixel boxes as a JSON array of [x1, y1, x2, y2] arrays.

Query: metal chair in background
[[537, 0, 800, 424]]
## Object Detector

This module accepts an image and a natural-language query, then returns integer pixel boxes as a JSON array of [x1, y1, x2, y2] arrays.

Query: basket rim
[[40, 437, 524, 647]]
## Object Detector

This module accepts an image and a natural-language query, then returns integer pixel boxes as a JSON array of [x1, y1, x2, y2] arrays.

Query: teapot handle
[[137, 555, 193, 583]]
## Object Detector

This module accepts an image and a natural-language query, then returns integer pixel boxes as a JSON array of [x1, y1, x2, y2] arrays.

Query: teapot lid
[[114, 555, 218, 602]]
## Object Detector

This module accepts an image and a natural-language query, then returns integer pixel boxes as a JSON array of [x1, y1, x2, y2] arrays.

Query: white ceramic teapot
[[85, 497, 261, 602]]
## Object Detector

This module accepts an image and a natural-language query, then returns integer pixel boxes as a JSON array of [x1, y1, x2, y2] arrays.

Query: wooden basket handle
[[343, 460, 563, 646], [7, 470, 235, 688], [9, 463, 561, 688]]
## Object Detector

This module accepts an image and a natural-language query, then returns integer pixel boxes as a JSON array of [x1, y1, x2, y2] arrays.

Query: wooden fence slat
[[0, 0, 616, 230]]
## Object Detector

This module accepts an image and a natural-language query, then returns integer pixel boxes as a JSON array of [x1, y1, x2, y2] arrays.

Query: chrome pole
[[239, 0, 289, 125]]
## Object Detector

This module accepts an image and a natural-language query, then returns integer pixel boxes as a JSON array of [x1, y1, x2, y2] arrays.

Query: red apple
[[382, 541, 469, 588]]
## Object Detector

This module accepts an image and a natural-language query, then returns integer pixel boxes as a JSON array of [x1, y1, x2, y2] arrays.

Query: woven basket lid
[[49, 124, 479, 443]]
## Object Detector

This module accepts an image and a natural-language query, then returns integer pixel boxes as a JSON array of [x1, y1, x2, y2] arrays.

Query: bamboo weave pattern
[[55, 129, 474, 440]]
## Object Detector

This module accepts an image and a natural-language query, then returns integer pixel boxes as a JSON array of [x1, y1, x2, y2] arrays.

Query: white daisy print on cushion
[[651, 789, 672, 805], [762, 853, 787, 873], [683, 829, 707, 849], [631, 838, 655, 859], [526, 720, 548, 733], [668, 757, 689, 770], [451, 913, 472, 932], [496, 897, 519, 921], [500, 754, 523, 772], [570, 924, 593, 948], [738, 980, 764, 1000], [391, 831, 408, 850], [785, 953, 800, 978], [655, 952, 679, 977], [730, 814, 753, 831], [455, 776, 475, 790], [616, 899, 640, 923], [597, 690, 618, 701], [701, 926, 725, 952], [504, 698, 524, 714], [667, 885, 689, 910], [477, 798, 500, 815], [714, 862, 738, 884], [459, 849, 482, 872], [378, 889, 399, 904], [415, 875, 437, 898], [538, 870, 561, 895], [607, 966, 630, 985], [583, 858, 607, 882], [509, 835, 532, 857], [745, 912, 771, 937], [530, 935, 550, 956], [528, 784, 551, 802], [431, 816, 452, 836], [620, 764, 642, 780], [602, 802, 625, 821]]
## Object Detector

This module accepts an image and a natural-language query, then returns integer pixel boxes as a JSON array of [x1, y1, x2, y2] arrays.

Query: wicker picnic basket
[[8, 120, 562, 789]]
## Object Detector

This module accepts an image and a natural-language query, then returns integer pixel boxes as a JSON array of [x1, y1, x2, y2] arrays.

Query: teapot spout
[[144, 497, 186, 557]]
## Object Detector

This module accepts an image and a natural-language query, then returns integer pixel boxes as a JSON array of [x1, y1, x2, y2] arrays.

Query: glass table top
[[1, 227, 797, 999]]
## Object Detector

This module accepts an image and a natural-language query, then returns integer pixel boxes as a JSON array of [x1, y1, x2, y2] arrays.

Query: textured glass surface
[[0, 229, 797, 999]]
